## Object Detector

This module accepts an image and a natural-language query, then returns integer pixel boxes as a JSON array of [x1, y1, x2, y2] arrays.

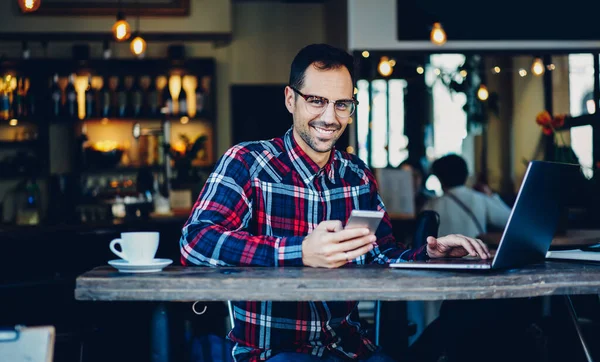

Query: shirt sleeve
[[362, 168, 428, 264], [179, 146, 304, 267], [484, 193, 512, 229]]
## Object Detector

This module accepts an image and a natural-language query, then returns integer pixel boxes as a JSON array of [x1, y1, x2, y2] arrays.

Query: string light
[[531, 57, 545, 76], [112, 12, 131, 42], [130, 36, 147, 57], [18, 0, 41, 13], [477, 84, 489, 101], [130, 1, 146, 57], [362, 51, 370, 58], [430, 22, 447, 46], [377, 56, 394, 77]]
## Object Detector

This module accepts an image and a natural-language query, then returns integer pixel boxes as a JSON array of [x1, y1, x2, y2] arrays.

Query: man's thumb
[[426, 236, 437, 248], [318, 220, 343, 232]]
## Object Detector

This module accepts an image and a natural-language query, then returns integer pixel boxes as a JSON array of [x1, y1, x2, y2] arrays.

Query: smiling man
[[179, 44, 489, 361]]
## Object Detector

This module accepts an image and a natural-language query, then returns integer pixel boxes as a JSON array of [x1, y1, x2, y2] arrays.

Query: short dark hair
[[431, 154, 469, 188], [289, 43, 355, 90]]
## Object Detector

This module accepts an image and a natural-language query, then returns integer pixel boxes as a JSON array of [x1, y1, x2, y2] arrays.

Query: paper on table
[[546, 249, 600, 262]]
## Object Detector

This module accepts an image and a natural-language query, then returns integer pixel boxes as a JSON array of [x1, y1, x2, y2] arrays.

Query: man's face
[[284, 64, 354, 166]]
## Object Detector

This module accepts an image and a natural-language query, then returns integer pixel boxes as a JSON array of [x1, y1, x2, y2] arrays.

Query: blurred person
[[422, 154, 511, 238], [399, 158, 435, 212]]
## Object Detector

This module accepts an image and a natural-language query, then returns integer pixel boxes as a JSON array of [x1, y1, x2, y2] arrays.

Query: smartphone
[[344, 210, 385, 234]]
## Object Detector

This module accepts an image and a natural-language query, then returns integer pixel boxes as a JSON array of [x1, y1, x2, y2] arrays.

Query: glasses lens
[[335, 101, 355, 118], [304, 96, 327, 115]]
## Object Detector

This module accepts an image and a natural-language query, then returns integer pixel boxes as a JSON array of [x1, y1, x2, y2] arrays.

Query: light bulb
[[377, 56, 393, 77], [430, 22, 447, 46], [112, 12, 131, 42], [18, 0, 41, 13], [531, 57, 545, 76], [130, 36, 147, 57], [477, 84, 489, 101]]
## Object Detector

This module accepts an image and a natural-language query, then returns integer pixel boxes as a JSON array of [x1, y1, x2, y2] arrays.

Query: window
[[568, 54, 594, 117], [356, 79, 408, 168], [568, 54, 595, 178]]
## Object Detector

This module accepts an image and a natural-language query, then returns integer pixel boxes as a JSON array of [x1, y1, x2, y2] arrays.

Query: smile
[[313, 126, 337, 135]]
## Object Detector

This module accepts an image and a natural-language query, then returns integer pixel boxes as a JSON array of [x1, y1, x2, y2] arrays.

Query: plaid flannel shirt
[[180, 128, 425, 361]]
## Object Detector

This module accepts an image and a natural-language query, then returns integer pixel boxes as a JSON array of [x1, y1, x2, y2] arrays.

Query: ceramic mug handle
[[109, 239, 127, 260]]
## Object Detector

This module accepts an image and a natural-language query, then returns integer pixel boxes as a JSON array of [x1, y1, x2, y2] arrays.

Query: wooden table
[[480, 229, 600, 248], [76, 262, 600, 302], [75, 262, 600, 362]]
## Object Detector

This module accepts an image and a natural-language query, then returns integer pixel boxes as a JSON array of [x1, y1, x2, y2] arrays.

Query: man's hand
[[426, 234, 491, 259], [302, 220, 376, 268]]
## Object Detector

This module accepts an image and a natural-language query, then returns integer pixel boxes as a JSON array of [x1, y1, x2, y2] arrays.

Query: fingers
[[318, 220, 343, 232], [339, 242, 375, 263], [435, 234, 492, 259], [331, 227, 371, 243], [457, 235, 491, 259], [330, 234, 376, 254]]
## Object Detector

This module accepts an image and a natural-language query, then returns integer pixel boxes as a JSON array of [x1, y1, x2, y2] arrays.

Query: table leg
[[151, 302, 170, 362], [564, 296, 593, 362]]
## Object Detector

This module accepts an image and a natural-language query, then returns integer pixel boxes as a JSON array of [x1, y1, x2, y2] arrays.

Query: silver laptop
[[390, 161, 581, 270]]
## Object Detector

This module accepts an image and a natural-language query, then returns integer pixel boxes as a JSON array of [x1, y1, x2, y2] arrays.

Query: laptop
[[390, 161, 582, 270]]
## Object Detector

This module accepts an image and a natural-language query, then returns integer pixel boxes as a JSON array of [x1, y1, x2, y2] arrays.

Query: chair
[[0, 325, 55, 362]]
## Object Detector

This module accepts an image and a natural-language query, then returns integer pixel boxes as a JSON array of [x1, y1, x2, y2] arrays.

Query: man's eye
[[307, 97, 325, 106], [336, 102, 350, 110]]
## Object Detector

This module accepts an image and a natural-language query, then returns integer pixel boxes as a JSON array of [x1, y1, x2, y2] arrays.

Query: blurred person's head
[[431, 154, 469, 190], [284, 44, 357, 167], [399, 159, 427, 194]]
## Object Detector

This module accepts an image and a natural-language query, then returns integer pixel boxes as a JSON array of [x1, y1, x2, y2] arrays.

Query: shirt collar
[[283, 128, 337, 184]]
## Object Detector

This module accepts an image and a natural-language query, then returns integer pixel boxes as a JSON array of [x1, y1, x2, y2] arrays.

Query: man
[[422, 154, 511, 238], [180, 44, 489, 362]]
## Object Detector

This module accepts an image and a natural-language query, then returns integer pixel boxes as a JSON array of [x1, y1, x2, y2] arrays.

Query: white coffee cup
[[109, 232, 160, 264]]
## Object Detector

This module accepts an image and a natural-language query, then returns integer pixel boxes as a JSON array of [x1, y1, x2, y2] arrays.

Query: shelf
[[0, 140, 40, 149], [79, 165, 165, 175]]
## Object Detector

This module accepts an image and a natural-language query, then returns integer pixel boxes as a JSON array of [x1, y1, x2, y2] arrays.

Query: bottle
[[162, 83, 173, 116], [24, 78, 35, 117], [179, 88, 188, 117], [130, 76, 143, 118], [50, 73, 62, 118], [116, 75, 128, 118], [145, 76, 159, 117], [99, 75, 111, 118], [0, 88, 9, 121], [195, 84, 205, 117], [13, 78, 24, 118], [65, 74, 78, 118], [85, 76, 95, 119]]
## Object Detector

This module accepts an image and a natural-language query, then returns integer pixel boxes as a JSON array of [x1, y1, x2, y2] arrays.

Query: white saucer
[[108, 258, 173, 273]]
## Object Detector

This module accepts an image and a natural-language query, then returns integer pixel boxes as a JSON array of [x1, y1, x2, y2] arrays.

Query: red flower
[[535, 110, 568, 135], [552, 114, 566, 129], [536, 111, 552, 126], [541, 126, 553, 136]]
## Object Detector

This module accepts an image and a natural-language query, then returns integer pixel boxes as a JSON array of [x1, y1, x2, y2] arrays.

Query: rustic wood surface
[[480, 229, 600, 247], [75, 261, 600, 302]]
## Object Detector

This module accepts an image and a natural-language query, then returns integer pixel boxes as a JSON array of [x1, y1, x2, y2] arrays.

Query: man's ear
[[284, 86, 295, 114]]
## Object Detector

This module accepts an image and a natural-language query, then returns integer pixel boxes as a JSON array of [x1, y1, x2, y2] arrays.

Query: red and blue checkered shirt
[[180, 128, 425, 361]]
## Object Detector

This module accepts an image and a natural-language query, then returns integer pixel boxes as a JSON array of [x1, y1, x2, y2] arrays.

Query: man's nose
[[320, 102, 337, 122]]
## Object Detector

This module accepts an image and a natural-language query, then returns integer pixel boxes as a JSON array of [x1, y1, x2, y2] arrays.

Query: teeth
[[314, 126, 335, 134]]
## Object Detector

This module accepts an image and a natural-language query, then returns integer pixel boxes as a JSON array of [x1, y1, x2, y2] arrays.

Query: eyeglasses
[[290, 86, 358, 118]]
